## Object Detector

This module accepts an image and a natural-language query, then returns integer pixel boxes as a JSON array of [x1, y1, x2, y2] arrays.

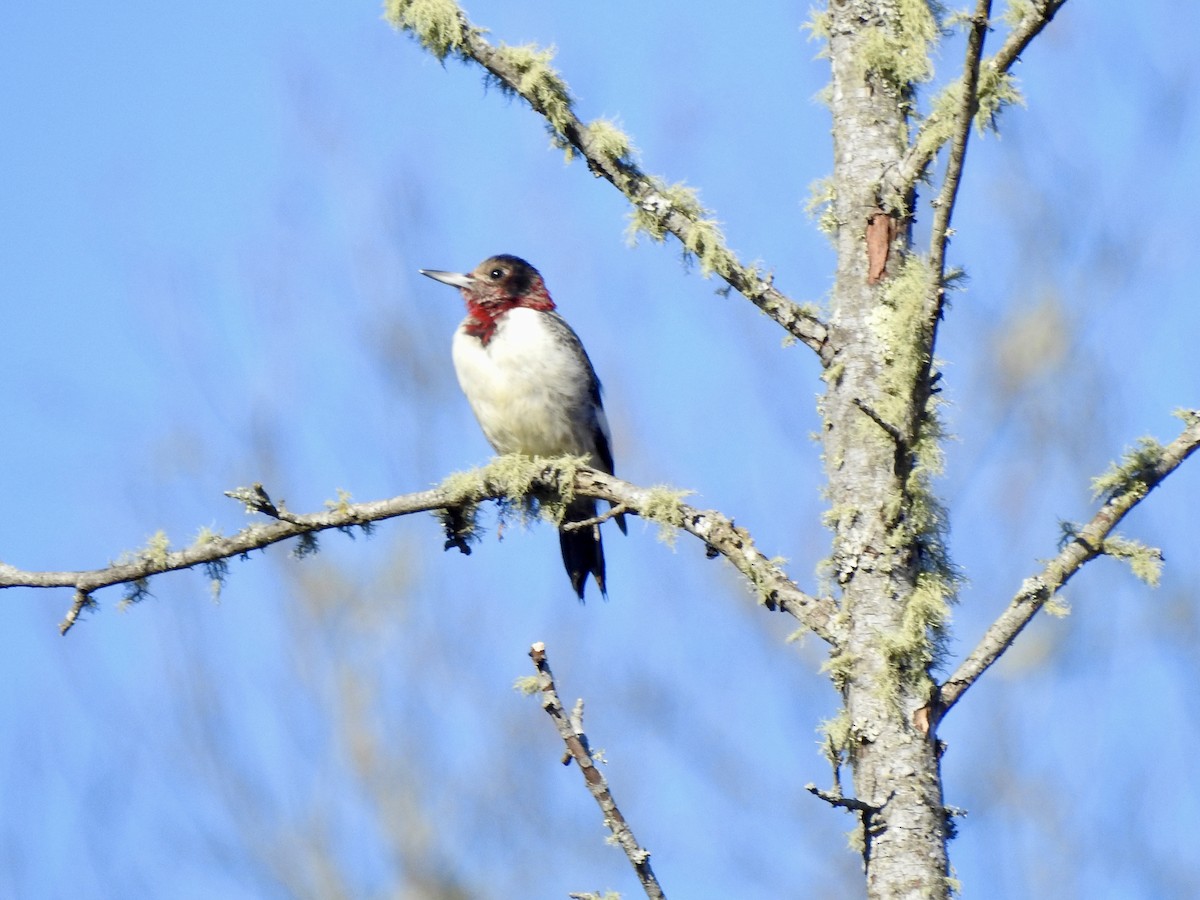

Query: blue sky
[[2, 2, 1199, 897]]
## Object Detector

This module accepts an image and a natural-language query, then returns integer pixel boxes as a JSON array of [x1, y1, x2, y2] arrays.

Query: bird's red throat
[[462, 288, 555, 346]]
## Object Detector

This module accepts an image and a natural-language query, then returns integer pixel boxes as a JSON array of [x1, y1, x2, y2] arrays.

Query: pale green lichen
[[683, 219, 731, 278], [439, 454, 590, 534], [625, 188, 674, 240], [806, 176, 840, 238], [584, 118, 635, 166], [909, 27, 1026, 168], [325, 488, 354, 516], [493, 43, 575, 141], [144, 530, 170, 568], [821, 647, 856, 693], [660, 181, 710, 222], [625, 179, 730, 278], [742, 553, 789, 608], [976, 67, 1024, 129], [821, 360, 846, 388], [818, 708, 852, 766], [1102, 534, 1164, 587], [495, 453, 586, 525], [881, 569, 955, 683], [856, 0, 942, 89], [386, 2, 583, 161], [864, 253, 961, 687], [823, 270, 960, 683], [1003, 0, 1037, 28], [880, 437, 959, 690], [194, 526, 226, 583], [193, 525, 221, 546], [1043, 593, 1070, 617], [437, 467, 488, 545], [640, 485, 693, 546], [512, 675, 541, 696], [1091, 436, 1164, 503], [1174, 407, 1200, 426], [915, 85, 964, 161], [822, 504, 860, 533], [439, 466, 489, 505], [801, 12, 833, 106], [112, 531, 168, 569], [804, 7, 833, 45], [940, 9, 973, 29], [384, 0, 467, 60], [917, 63, 1024, 156], [871, 253, 934, 426], [325, 488, 375, 539], [203, 558, 229, 602]]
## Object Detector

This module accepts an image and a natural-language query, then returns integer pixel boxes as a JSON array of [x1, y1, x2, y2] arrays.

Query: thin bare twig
[[806, 784, 890, 864], [927, 0, 992, 302], [559, 502, 631, 531], [853, 397, 904, 444], [528, 642, 666, 900], [934, 413, 1200, 721], [806, 783, 879, 816]]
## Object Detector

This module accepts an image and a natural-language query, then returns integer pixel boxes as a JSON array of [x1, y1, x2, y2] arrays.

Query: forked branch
[[885, 0, 1071, 203]]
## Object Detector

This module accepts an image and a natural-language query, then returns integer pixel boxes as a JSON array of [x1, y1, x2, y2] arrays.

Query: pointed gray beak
[[419, 269, 474, 289]]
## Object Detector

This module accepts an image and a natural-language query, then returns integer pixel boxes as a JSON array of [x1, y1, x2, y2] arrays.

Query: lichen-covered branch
[[384, 0, 831, 363], [883, 0, 1070, 205], [0, 456, 837, 642], [525, 643, 666, 900], [990, 0, 1072, 76], [574, 469, 840, 642], [934, 410, 1200, 721], [0, 483, 452, 634]]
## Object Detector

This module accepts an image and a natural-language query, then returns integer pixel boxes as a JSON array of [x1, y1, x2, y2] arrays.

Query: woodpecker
[[420, 254, 626, 600]]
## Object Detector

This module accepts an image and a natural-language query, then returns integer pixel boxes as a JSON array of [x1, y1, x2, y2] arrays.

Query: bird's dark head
[[420, 255, 556, 314]]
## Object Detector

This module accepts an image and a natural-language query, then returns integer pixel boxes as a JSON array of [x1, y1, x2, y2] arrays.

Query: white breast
[[451, 307, 605, 461]]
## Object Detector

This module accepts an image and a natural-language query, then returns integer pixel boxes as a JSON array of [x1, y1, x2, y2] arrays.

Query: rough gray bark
[[822, 3, 951, 895]]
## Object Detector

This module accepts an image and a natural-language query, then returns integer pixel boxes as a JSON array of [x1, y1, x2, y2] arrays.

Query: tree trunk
[[824, 2, 952, 896]]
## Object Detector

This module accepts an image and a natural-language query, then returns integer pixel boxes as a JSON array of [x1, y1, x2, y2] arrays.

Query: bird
[[420, 254, 625, 600]]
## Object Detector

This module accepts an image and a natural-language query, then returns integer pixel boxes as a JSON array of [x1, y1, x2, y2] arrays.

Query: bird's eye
[[489, 268, 505, 279]]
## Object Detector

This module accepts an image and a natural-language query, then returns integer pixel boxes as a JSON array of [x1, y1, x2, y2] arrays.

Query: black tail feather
[[560, 499, 607, 601]]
